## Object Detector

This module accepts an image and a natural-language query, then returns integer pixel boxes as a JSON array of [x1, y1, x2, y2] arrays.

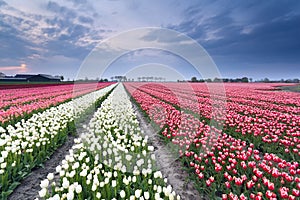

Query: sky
[[0, 0, 300, 81]]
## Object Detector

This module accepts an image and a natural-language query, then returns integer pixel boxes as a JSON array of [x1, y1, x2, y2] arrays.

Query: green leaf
[[8, 181, 20, 190], [1, 190, 13, 199]]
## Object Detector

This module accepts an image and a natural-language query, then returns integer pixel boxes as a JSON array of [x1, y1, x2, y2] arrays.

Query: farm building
[[0, 73, 62, 82]]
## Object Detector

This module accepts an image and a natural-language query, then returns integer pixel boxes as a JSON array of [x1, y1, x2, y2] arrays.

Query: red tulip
[[225, 181, 231, 189]]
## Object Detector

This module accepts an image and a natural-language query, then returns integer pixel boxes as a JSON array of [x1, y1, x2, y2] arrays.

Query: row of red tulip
[[130, 83, 300, 161], [190, 83, 300, 107], [140, 83, 300, 114], [0, 83, 110, 107], [124, 83, 300, 199], [0, 83, 113, 125]]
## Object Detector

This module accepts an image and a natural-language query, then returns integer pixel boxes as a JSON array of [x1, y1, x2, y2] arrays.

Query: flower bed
[[124, 83, 300, 199], [128, 83, 300, 161], [0, 84, 116, 199], [0, 83, 113, 126], [38, 84, 180, 200]]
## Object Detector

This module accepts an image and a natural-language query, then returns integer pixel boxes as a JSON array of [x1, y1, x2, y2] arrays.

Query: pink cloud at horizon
[[0, 64, 28, 73]]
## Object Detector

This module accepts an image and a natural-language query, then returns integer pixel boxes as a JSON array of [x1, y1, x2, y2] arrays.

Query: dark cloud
[[207, 14, 300, 64], [69, 0, 87, 4], [78, 16, 93, 24], [169, 1, 300, 66], [47, 1, 77, 19], [0, 33, 33, 59], [0, 14, 38, 60], [62, 24, 89, 40], [45, 39, 89, 59], [0, 0, 7, 6], [0, 1, 97, 65]]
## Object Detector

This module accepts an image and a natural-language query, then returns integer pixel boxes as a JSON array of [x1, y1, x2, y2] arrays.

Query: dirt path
[[131, 103, 204, 200], [8, 113, 94, 200]]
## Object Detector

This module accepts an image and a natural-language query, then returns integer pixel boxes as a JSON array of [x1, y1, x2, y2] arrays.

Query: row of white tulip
[[38, 84, 180, 200], [0, 84, 116, 198]]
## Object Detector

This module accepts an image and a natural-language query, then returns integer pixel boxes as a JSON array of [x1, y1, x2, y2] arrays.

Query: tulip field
[[0, 82, 300, 199], [124, 82, 300, 200]]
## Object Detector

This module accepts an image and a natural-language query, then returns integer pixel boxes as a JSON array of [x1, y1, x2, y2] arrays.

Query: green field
[[280, 84, 300, 92]]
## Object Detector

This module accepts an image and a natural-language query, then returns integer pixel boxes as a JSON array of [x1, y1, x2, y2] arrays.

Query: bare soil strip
[[131, 102, 203, 200]]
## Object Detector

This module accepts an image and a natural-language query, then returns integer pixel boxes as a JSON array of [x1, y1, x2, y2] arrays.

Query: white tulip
[[144, 191, 150, 199], [38, 188, 47, 197], [112, 180, 117, 187], [1, 151, 8, 158], [75, 184, 82, 194], [1, 162, 6, 169], [67, 191, 74, 200], [47, 173, 54, 181], [135, 189, 142, 198], [96, 192, 101, 198], [154, 171, 162, 179], [80, 169, 87, 177], [132, 176, 137, 183], [148, 146, 154, 151], [154, 193, 160, 200], [40, 179, 49, 188], [157, 186, 162, 193], [62, 178, 69, 189], [91, 183, 97, 191], [56, 165, 62, 173], [120, 190, 126, 198], [130, 195, 135, 200]]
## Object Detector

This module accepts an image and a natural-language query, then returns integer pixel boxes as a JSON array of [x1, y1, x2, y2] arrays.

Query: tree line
[[190, 77, 300, 83]]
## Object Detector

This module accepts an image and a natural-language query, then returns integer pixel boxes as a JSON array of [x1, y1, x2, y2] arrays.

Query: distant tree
[[60, 76, 64, 81], [241, 77, 249, 83], [263, 78, 270, 83], [249, 78, 253, 82], [191, 77, 197, 82], [213, 77, 223, 82], [206, 78, 212, 82]]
